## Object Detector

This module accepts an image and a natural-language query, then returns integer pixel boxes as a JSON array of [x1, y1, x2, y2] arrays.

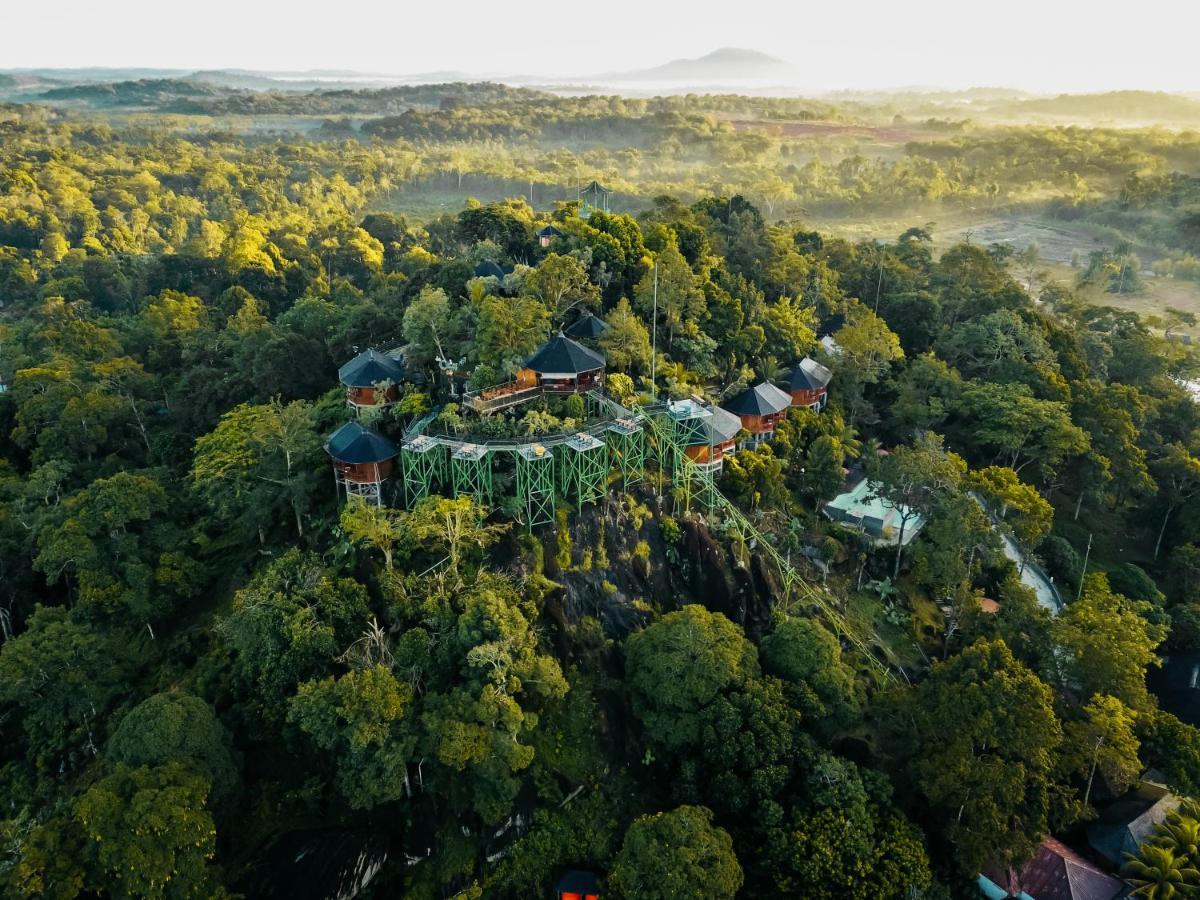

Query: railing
[[463, 383, 543, 413], [637, 401, 897, 683]]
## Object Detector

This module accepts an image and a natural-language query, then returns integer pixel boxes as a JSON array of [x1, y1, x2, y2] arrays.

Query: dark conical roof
[[784, 356, 832, 391], [537, 224, 564, 238], [724, 381, 792, 416], [474, 260, 505, 279], [564, 312, 608, 339], [325, 421, 399, 464], [524, 333, 604, 374], [338, 348, 406, 388]]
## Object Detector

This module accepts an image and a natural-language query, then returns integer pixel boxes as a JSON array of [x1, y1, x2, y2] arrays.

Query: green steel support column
[[606, 419, 645, 488], [400, 436, 443, 508], [515, 444, 556, 530], [667, 399, 715, 512], [451, 443, 493, 505], [562, 432, 608, 509]]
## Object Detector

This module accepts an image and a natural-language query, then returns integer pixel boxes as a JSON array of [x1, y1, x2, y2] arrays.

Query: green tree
[[74, 762, 222, 900], [902, 638, 1062, 873], [107, 693, 240, 814], [0, 605, 140, 774], [625, 605, 758, 753], [871, 432, 966, 578], [598, 297, 653, 374], [524, 252, 600, 323], [218, 550, 371, 725], [1062, 694, 1141, 809], [967, 465, 1054, 564], [760, 616, 860, 723], [609, 805, 743, 900], [288, 664, 415, 809], [1123, 844, 1200, 900], [803, 435, 846, 509], [1152, 442, 1200, 559], [1053, 574, 1166, 710], [474, 292, 550, 374], [191, 398, 323, 542], [952, 381, 1088, 484], [635, 242, 704, 350]]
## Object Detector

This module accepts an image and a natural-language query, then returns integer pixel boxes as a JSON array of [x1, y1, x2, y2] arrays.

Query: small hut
[[564, 312, 608, 341], [519, 333, 605, 394], [326, 421, 399, 505], [555, 869, 600, 900], [339, 348, 406, 409], [537, 224, 564, 248], [724, 382, 792, 446], [474, 260, 510, 280], [683, 405, 742, 472], [783, 356, 833, 411]]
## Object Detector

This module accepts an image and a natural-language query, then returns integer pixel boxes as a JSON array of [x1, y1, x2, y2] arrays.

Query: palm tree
[[1158, 814, 1200, 868], [1124, 844, 1200, 898]]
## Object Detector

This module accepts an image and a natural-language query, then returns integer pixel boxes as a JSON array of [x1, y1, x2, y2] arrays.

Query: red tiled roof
[[986, 837, 1124, 900]]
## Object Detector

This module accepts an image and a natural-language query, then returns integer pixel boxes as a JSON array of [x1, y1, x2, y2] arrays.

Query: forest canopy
[[1, 92, 1200, 898]]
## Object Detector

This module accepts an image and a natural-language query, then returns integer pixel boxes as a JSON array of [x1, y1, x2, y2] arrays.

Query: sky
[[8, 0, 1200, 93]]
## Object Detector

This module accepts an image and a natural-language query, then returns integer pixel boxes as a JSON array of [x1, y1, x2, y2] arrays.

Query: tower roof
[[325, 421, 399, 465], [564, 312, 608, 339], [724, 381, 792, 417], [338, 348, 406, 388], [784, 356, 833, 392], [708, 406, 745, 444], [524, 333, 605, 375]]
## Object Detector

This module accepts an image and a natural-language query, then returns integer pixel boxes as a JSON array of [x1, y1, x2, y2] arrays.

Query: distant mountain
[[598, 48, 799, 84]]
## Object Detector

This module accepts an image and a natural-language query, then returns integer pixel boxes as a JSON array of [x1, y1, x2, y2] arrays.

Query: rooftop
[[824, 479, 925, 545], [338, 348, 406, 388], [326, 421, 399, 464], [565, 312, 608, 339], [525, 333, 605, 375], [1087, 781, 1179, 864], [784, 356, 833, 392], [980, 836, 1124, 900], [724, 381, 792, 417]]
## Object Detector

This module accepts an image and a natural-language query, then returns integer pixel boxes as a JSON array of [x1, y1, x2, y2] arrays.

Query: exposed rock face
[[548, 493, 782, 642]]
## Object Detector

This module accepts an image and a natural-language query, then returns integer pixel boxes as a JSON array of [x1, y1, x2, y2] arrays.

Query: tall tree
[[609, 805, 743, 900], [902, 638, 1062, 874], [871, 432, 966, 578]]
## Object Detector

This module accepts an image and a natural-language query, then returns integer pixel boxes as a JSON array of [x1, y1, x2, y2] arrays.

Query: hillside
[[601, 47, 799, 83]]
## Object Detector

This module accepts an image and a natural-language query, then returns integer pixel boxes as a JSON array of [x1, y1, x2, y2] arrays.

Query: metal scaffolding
[[400, 435, 444, 508], [606, 418, 645, 488], [451, 443, 493, 505], [666, 399, 716, 511], [515, 443, 556, 530], [561, 432, 609, 509]]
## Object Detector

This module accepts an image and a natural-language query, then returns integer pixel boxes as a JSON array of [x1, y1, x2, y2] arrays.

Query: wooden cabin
[[520, 333, 606, 394], [724, 382, 792, 446], [538, 225, 564, 248], [783, 356, 833, 411], [683, 405, 742, 472], [339, 348, 406, 409], [325, 421, 400, 504]]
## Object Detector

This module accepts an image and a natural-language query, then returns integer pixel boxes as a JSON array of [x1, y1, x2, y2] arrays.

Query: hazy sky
[[9, 0, 1200, 92]]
